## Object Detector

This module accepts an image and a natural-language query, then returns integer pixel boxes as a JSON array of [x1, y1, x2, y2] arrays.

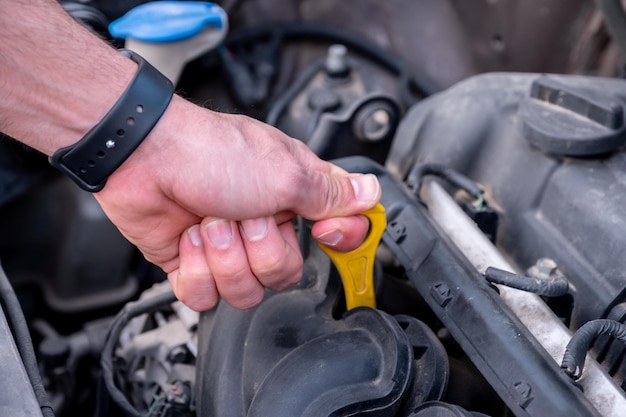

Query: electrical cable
[[223, 22, 440, 109], [406, 163, 484, 199], [561, 319, 626, 380], [100, 289, 178, 417], [219, 31, 282, 108], [265, 59, 325, 126], [484, 267, 570, 297], [95, 371, 111, 417], [0, 262, 55, 417]]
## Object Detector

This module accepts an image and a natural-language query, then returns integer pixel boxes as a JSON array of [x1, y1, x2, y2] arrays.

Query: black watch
[[49, 50, 174, 192]]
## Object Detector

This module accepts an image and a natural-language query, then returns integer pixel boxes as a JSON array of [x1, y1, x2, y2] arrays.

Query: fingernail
[[188, 225, 203, 247], [316, 229, 343, 247], [240, 217, 269, 242], [350, 174, 380, 203], [205, 220, 233, 249]]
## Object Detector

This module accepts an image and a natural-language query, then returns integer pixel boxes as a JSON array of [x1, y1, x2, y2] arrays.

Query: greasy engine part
[[104, 282, 198, 417], [232, 0, 601, 89], [561, 319, 626, 380], [221, 20, 432, 108], [387, 72, 626, 328], [36, 315, 114, 415], [336, 156, 605, 417], [409, 401, 489, 417], [195, 241, 448, 417], [4, 2, 626, 417], [385, 72, 626, 387], [266, 44, 401, 164], [422, 180, 626, 417]]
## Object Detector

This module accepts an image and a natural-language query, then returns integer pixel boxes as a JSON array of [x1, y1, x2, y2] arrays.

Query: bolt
[[325, 44, 349, 77], [354, 103, 394, 143], [527, 257, 558, 280], [364, 109, 391, 142], [168, 345, 189, 364]]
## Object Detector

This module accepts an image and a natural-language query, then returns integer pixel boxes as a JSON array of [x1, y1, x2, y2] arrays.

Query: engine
[[2, 1, 626, 417]]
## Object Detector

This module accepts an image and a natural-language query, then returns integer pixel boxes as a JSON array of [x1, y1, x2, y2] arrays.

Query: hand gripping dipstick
[[318, 203, 386, 309]]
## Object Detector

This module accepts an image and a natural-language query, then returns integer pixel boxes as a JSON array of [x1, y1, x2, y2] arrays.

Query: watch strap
[[50, 49, 174, 192]]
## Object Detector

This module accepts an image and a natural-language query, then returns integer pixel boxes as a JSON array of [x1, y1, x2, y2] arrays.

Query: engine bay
[[2, 1, 626, 416]]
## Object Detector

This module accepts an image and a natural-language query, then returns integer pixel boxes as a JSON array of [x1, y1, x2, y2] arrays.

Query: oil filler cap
[[519, 75, 626, 156]]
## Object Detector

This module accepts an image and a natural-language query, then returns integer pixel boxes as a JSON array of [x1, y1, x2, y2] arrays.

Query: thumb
[[294, 171, 381, 220]]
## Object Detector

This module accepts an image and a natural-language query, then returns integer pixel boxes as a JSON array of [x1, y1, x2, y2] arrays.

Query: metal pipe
[[423, 181, 626, 417]]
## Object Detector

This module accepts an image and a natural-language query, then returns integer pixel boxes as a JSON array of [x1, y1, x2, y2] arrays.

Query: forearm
[[0, 0, 136, 155], [0, 1, 381, 313]]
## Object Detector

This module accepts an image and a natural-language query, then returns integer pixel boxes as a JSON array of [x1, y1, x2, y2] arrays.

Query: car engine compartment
[[2, 1, 626, 416]]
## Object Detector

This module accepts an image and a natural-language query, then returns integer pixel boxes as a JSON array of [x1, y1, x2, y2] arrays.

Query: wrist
[[50, 50, 174, 192], [99, 94, 190, 195], [0, 0, 137, 155]]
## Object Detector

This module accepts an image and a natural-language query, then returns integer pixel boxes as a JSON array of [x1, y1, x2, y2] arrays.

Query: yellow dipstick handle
[[318, 203, 386, 310]]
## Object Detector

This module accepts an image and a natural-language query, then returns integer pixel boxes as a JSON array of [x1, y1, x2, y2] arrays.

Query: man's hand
[[0, 0, 381, 311], [95, 96, 381, 311]]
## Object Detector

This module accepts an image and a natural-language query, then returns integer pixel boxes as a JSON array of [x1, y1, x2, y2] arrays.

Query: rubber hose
[[265, 59, 325, 126], [0, 262, 55, 417], [407, 163, 484, 198], [561, 319, 626, 379], [225, 22, 439, 103], [484, 267, 570, 297]]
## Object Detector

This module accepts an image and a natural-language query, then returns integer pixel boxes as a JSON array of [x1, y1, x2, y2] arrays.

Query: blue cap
[[109, 1, 226, 43]]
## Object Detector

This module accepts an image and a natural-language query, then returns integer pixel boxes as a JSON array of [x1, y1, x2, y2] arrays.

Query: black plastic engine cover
[[386, 72, 626, 329], [334, 156, 601, 417], [195, 245, 446, 417]]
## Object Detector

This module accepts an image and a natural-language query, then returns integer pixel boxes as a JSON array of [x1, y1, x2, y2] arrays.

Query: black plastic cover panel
[[195, 245, 446, 417], [336, 156, 601, 417], [386, 73, 626, 328], [0, 305, 44, 417]]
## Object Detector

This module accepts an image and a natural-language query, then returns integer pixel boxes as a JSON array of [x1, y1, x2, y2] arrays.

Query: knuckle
[[183, 296, 218, 312], [173, 273, 218, 312], [321, 175, 341, 216], [216, 265, 253, 287], [276, 167, 308, 208], [270, 268, 303, 291], [278, 169, 339, 219], [313, 172, 342, 218], [252, 251, 287, 278], [258, 253, 303, 291], [186, 264, 210, 281], [229, 288, 264, 310]]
